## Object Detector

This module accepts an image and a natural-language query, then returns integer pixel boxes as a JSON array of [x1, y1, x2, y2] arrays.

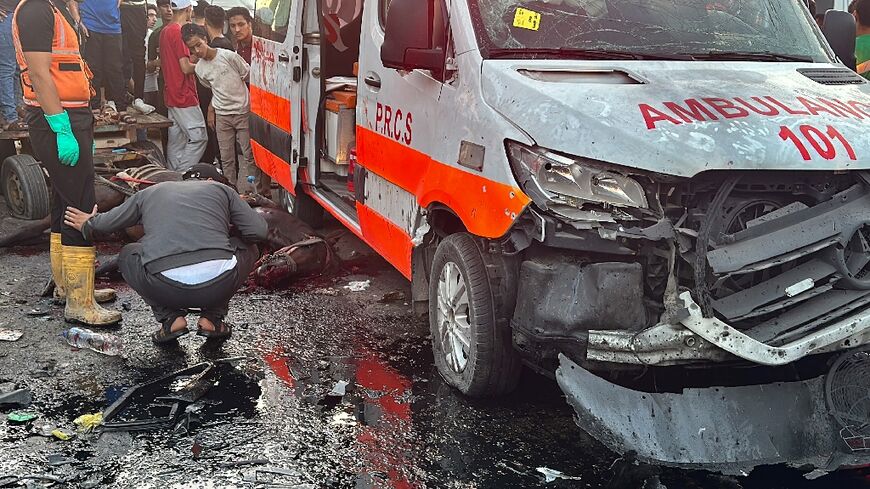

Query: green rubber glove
[[44, 111, 80, 167]]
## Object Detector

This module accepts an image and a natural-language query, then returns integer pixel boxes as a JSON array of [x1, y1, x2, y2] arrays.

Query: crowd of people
[[4, 0, 269, 193]]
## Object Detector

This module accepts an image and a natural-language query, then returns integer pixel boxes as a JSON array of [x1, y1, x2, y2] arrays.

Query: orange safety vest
[[12, 0, 93, 109]]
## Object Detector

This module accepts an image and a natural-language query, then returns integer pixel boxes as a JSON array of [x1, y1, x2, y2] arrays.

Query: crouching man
[[64, 164, 268, 343]]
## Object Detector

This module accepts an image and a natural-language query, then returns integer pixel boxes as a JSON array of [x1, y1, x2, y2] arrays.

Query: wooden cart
[[0, 113, 172, 220]]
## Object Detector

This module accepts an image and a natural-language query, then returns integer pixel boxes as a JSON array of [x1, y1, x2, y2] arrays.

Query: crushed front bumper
[[556, 354, 870, 475], [586, 292, 870, 366]]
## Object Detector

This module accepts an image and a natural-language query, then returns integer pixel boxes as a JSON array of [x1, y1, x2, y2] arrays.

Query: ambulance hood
[[481, 60, 870, 178]]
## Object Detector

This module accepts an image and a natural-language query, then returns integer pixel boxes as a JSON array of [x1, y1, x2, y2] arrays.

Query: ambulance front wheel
[[428, 233, 522, 397]]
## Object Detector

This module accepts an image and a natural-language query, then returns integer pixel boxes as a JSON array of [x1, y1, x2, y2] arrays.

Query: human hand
[[64, 205, 98, 232], [207, 109, 215, 130], [79, 23, 89, 38], [189, 53, 199, 64], [44, 112, 80, 166]]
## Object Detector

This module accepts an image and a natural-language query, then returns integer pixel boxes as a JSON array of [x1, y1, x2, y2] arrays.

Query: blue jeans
[[0, 13, 19, 123]]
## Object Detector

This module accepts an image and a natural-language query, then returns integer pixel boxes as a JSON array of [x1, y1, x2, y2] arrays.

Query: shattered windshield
[[470, 0, 831, 61]]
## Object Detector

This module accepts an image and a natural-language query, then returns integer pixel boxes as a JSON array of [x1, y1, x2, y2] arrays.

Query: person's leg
[[25, 109, 121, 325], [0, 15, 19, 123], [118, 243, 186, 324], [103, 34, 128, 112], [197, 238, 259, 336], [121, 4, 147, 101], [178, 106, 207, 170], [236, 114, 270, 197], [82, 33, 105, 110], [166, 107, 187, 171], [215, 114, 239, 186]]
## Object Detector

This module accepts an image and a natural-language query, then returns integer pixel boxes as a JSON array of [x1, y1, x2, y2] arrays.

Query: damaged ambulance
[[249, 0, 870, 475]]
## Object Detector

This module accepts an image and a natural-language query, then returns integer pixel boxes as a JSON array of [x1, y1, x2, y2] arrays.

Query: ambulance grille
[[797, 68, 866, 85]]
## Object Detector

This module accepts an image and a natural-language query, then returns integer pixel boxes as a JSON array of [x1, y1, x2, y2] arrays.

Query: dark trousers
[[25, 108, 95, 247], [83, 32, 127, 112], [119, 239, 259, 323], [120, 4, 147, 100]]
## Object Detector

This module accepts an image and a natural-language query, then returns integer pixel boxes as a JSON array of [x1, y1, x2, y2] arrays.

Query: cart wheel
[[2, 154, 50, 220], [123, 140, 166, 167], [0, 140, 15, 196]]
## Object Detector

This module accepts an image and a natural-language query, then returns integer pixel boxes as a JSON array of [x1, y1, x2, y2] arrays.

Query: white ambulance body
[[251, 0, 870, 474]]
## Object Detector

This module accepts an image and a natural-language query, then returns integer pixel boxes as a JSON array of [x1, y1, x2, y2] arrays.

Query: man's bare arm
[[22, 51, 63, 115], [179, 56, 196, 75]]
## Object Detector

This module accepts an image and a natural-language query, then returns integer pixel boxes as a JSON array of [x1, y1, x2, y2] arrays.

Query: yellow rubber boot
[[62, 245, 122, 326], [51, 233, 116, 304]]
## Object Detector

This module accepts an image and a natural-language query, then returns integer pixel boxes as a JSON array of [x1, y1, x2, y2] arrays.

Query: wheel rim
[[6, 171, 25, 216], [436, 261, 471, 373]]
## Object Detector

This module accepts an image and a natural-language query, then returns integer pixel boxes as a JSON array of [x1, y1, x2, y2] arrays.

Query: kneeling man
[[65, 164, 267, 343]]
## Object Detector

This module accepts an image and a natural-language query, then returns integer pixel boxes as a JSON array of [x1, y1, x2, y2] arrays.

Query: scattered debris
[[328, 380, 348, 397], [536, 467, 583, 483], [25, 307, 50, 317], [73, 412, 103, 432], [313, 287, 339, 296], [379, 291, 406, 303], [330, 411, 356, 426], [46, 454, 76, 466], [51, 428, 74, 441], [0, 388, 32, 408], [343, 280, 370, 292], [6, 411, 38, 423], [219, 459, 270, 467], [192, 438, 203, 459], [0, 328, 22, 341], [121, 301, 132, 311]]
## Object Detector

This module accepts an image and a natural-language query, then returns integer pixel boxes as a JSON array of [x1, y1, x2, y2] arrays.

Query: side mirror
[[822, 10, 857, 71], [381, 0, 446, 75]]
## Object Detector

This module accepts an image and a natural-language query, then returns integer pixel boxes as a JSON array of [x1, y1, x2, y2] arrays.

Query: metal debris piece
[[0, 329, 23, 341], [0, 388, 32, 408], [536, 467, 582, 483], [26, 308, 50, 317], [46, 454, 76, 466]]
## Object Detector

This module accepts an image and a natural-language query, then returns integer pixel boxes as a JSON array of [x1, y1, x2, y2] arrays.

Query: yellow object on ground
[[51, 233, 117, 304], [73, 412, 103, 432], [62, 246, 122, 326], [51, 429, 73, 441]]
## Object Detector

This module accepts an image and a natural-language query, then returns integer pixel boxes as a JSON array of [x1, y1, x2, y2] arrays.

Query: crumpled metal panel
[[556, 354, 868, 475]]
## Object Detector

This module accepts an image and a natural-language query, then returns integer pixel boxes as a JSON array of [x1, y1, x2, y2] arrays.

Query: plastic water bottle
[[62, 327, 123, 356]]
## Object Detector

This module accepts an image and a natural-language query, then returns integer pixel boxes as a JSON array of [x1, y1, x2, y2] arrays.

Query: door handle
[[278, 53, 290, 63], [364, 73, 381, 89]]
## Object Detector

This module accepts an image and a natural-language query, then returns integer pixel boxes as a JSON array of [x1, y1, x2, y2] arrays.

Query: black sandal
[[152, 316, 190, 344], [196, 313, 232, 339]]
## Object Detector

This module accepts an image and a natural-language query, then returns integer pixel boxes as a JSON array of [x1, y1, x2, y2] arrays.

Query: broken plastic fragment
[[536, 467, 582, 483], [0, 328, 23, 341], [343, 280, 370, 292], [328, 381, 348, 397], [7, 411, 38, 423], [51, 428, 74, 441], [73, 412, 103, 432]]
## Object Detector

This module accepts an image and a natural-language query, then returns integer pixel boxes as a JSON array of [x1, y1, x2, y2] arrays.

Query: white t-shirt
[[161, 256, 238, 285], [144, 28, 159, 93], [194, 48, 251, 115]]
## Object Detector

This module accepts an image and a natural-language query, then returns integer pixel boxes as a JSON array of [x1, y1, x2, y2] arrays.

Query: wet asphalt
[[0, 208, 869, 488]]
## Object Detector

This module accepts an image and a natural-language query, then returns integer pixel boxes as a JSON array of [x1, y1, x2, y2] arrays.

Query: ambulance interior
[[308, 0, 365, 218]]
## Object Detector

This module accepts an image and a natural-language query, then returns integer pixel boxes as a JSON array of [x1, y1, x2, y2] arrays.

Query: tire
[[2, 154, 50, 220], [123, 140, 166, 167], [428, 233, 522, 397], [281, 185, 323, 228]]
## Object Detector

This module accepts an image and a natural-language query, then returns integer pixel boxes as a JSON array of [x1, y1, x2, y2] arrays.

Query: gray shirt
[[83, 181, 268, 273], [194, 48, 250, 116]]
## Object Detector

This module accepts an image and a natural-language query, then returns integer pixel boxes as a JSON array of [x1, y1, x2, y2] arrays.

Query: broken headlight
[[506, 141, 648, 215]]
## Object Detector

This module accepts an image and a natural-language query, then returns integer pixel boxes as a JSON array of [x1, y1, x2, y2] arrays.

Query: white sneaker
[[132, 98, 156, 115]]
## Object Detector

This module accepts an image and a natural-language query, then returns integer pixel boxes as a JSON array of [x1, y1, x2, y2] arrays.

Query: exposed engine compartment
[[510, 169, 870, 373]]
